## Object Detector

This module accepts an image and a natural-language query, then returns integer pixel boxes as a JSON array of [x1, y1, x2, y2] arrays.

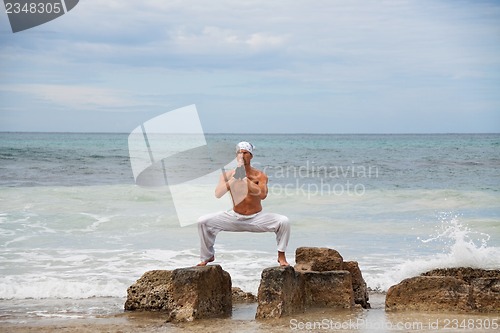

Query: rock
[[302, 270, 354, 308], [125, 265, 232, 322], [256, 247, 370, 318], [423, 268, 500, 313], [421, 267, 499, 282], [256, 268, 360, 318], [295, 247, 343, 272], [386, 268, 500, 313], [469, 277, 500, 313], [295, 247, 369, 308], [386, 276, 470, 312], [170, 265, 232, 321], [255, 266, 305, 319], [232, 287, 257, 303], [343, 261, 370, 309], [124, 270, 174, 311]]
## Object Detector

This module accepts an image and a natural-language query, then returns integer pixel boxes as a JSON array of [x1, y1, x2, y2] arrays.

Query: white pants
[[197, 210, 290, 262]]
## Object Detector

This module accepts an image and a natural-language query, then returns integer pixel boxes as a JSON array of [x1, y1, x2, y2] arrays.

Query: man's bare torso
[[219, 167, 268, 215]]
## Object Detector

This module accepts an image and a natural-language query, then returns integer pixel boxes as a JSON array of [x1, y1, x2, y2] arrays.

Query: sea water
[[0, 132, 499, 321]]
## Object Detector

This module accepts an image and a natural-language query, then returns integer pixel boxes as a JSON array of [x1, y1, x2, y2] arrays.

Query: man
[[197, 141, 290, 266]]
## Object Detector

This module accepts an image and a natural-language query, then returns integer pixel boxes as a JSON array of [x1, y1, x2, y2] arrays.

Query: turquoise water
[[2, 133, 499, 190], [0, 132, 499, 320]]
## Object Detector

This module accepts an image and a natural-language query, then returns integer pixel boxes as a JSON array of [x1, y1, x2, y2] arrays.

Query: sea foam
[[366, 215, 500, 291]]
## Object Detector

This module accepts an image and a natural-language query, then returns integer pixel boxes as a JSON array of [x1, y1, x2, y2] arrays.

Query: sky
[[0, 0, 499, 134]]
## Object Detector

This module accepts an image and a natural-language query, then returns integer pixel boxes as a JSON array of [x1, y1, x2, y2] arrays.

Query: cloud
[[247, 32, 287, 50], [1, 0, 499, 133], [167, 25, 288, 55], [0, 84, 146, 111]]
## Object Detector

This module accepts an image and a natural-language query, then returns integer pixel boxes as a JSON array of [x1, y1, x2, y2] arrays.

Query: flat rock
[[125, 265, 232, 322], [386, 267, 500, 313], [295, 247, 343, 272]]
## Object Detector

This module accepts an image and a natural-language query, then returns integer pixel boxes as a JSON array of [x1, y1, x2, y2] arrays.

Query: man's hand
[[233, 166, 246, 180]]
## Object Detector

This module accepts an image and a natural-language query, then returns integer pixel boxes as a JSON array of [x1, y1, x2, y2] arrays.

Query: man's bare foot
[[197, 256, 214, 266], [277, 251, 289, 266]]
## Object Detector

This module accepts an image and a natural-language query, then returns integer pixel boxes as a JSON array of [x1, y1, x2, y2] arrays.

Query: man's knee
[[197, 214, 212, 230], [197, 212, 225, 233], [277, 214, 290, 229], [197, 212, 217, 225], [197, 215, 207, 225]]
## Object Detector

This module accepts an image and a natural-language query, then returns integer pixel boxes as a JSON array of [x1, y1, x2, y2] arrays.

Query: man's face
[[236, 149, 252, 165]]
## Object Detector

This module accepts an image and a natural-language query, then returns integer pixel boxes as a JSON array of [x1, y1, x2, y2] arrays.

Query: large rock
[[256, 267, 357, 319], [124, 270, 174, 311], [256, 247, 370, 319], [125, 265, 232, 322], [295, 247, 344, 272], [255, 266, 305, 319], [386, 276, 470, 311], [386, 268, 500, 313], [302, 271, 354, 308], [295, 247, 369, 309]]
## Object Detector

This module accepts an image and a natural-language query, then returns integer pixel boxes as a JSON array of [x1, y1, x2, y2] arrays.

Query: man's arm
[[215, 170, 233, 198], [215, 169, 248, 198]]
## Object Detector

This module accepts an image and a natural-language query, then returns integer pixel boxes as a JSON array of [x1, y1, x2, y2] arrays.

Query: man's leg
[[197, 211, 221, 265], [197, 211, 238, 266], [197, 211, 291, 266], [274, 214, 291, 266], [239, 212, 291, 266], [277, 251, 289, 266]]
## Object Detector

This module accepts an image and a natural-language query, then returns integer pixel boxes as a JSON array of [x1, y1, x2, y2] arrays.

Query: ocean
[[0, 132, 499, 323]]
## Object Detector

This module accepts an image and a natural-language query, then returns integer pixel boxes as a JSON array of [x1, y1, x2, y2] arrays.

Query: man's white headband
[[236, 141, 254, 155]]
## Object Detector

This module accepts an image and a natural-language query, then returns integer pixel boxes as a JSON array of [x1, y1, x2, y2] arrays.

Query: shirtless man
[[197, 141, 290, 266]]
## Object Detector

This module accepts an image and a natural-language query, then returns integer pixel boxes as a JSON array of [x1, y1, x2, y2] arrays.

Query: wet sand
[[1, 294, 498, 332]]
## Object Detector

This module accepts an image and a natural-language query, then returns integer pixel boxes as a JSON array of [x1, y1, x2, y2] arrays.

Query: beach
[[2, 293, 499, 332]]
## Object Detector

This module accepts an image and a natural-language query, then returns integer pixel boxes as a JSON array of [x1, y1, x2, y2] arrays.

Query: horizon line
[[0, 131, 499, 135]]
